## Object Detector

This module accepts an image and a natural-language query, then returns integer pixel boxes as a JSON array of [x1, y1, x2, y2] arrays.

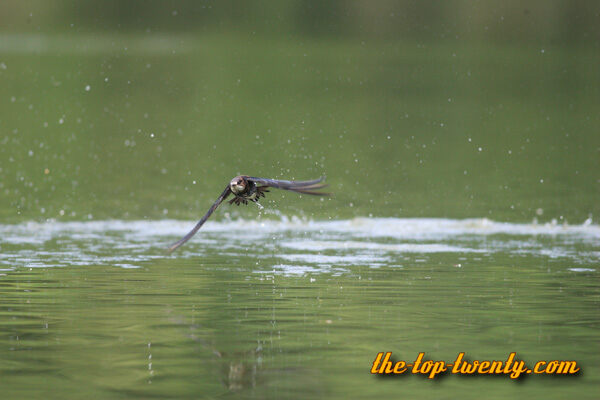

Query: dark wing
[[167, 185, 231, 252], [247, 176, 329, 195]]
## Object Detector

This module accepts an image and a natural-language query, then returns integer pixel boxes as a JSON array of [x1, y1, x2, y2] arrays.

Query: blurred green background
[[0, 0, 598, 224], [0, 2, 599, 400]]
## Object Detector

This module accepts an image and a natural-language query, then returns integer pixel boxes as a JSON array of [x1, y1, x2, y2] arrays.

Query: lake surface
[[0, 32, 599, 399], [0, 217, 598, 398]]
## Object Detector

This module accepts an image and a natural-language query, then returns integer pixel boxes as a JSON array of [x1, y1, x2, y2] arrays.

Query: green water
[[0, 33, 599, 399], [1, 34, 598, 223]]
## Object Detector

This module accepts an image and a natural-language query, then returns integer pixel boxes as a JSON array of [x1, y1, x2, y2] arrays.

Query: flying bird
[[168, 175, 328, 252]]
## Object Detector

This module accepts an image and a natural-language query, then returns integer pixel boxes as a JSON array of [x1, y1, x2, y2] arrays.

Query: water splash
[[0, 218, 598, 273]]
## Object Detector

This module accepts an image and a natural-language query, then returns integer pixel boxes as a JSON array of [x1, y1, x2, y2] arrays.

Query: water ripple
[[0, 218, 598, 272]]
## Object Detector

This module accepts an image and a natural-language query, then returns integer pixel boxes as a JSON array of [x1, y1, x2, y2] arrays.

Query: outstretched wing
[[168, 185, 231, 252], [247, 176, 329, 195]]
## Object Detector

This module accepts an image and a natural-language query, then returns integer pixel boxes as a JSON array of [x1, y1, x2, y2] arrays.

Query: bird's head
[[229, 176, 247, 194]]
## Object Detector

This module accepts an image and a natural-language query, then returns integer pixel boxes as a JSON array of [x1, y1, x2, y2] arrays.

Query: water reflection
[[167, 312, 266, 392], [1, 218, 598, 272], [0, 218, 598, 398]]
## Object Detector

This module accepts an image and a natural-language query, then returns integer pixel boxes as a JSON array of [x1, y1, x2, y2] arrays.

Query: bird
[[168, 175, 329, 252]]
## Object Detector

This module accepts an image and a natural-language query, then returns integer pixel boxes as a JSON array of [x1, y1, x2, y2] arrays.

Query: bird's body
[[168, 175, 328, 252], [228, 176, 262, 205]]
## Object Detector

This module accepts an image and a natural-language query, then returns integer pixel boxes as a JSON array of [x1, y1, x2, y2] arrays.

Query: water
[[0, 20, 599, 399], [0, 217, 598, 398], [1, 217, 599, 272]]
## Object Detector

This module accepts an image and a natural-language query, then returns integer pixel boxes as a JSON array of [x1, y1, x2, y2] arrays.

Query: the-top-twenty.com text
[[371, 352, 580, 379]]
